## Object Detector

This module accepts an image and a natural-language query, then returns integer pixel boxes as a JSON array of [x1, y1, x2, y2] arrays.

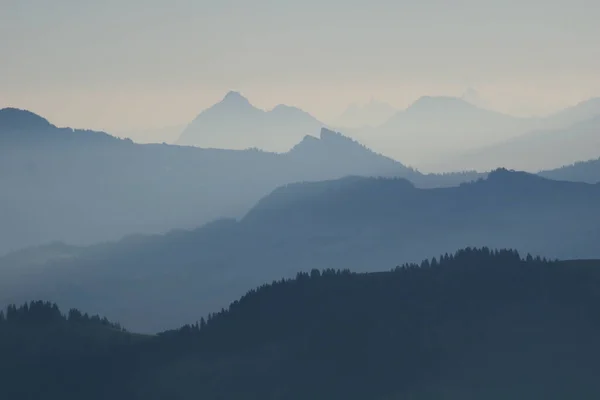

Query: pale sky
[[1, 0, 599, 132]]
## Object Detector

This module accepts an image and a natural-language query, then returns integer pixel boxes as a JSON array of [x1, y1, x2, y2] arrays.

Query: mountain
[[4, 250, 600, 399], [2, 169, 599, 332], [543, 97, 600, 128], [0, 301, 133, 400], [335, 98, 397, 128], [174, 93, 600, 171], [0, 107, 54, 131], [438, 115, 600, 172], [356, 96, 536, 167], [285, 129, 421, 181], [177, 91, 326, 152], [539, 157, 600, 183], [350, 95, 600, 171], [0, 109, 480, 254]]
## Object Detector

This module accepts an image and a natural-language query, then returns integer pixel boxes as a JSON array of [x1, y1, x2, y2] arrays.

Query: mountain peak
[[487, 167, 518, 178], [271, 104, 309, 117], [319, 128, 358, 144], [287, 134, 320, 153], [319, 127, 345, 140], [288, 129, 398, 167], [0, 108, 54, 131], [272, 104, 294, 111], [485, 168, 547, 186], [318, 128, 363, 146], [220, 91, 252, 107]]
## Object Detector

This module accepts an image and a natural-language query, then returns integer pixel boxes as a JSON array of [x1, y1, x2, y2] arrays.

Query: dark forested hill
[[2, 169, 600, 332], [0, 108, 480, 254], [3, 249, 600, 399], [0, 301, 135, 400]]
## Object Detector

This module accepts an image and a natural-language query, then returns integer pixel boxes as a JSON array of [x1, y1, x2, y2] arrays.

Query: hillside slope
[[2, 108, 476, 254], [3, 249, 600, 399], [2, 170, 599, 331]]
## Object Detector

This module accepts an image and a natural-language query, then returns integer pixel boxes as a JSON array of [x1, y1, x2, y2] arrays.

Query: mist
[[2, 1, 600, 399]]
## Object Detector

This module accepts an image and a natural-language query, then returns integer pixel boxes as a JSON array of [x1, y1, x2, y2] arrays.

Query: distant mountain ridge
[[177, 91, 326, 152], [353, 95, 600, 170], [2, 104, 597, 257], [356, 96, 537, 167], [543, 97, 600, 128], [539, 157, 600, 184], [0, 107, 53, 131], [438, 114, 600, 172], [161, 91, 600, 172], [0, 107, 126, 146], [2, 169, 600, 331], [0, 108, 481, 255]]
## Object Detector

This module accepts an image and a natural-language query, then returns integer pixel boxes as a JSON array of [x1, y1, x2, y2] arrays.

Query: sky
[[1, 0, 600, 133]]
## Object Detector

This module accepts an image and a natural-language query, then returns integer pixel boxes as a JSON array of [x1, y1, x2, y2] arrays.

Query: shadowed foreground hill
[[2, 169, 600, 332], [3, 249, 600, 399]]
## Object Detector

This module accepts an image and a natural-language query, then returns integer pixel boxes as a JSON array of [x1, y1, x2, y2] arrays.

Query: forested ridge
[[4, 168, 600, 333], [2, 247, 600, 399]]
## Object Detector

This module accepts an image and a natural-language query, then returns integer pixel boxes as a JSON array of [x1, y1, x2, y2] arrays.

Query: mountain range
[[4, 96, 600, 398], [177, 91, 326, 152], [357, 96, 600, 170], [171, 92, 600, 171], [437, 115, 600, 172], [2, 169, 600, 332], [0, 107, 486, 255], [360, 96, 533, 163], [539, 156, 600, 183]]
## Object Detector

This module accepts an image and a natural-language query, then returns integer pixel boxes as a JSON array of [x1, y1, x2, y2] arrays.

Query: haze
[[4, 2, 600, 397], [1, 0, 599, 134]]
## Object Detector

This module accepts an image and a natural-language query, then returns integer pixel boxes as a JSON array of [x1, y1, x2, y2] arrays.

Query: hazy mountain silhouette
[[335, 98, 397, 128], [177, 91, 326, 152], [539, 157, 600, 184], [543, 97, 600, 128], [0, 109, 480, 254], [349, 95, 600, 170], [4, 250, 600, 399], [0, 107, 54, 131], [2, 169, 599, 331], [0, 107, 127, 146], [356, 96, 536, 167], [440, 115, 600, 172], [152, 93, 599, 171]]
